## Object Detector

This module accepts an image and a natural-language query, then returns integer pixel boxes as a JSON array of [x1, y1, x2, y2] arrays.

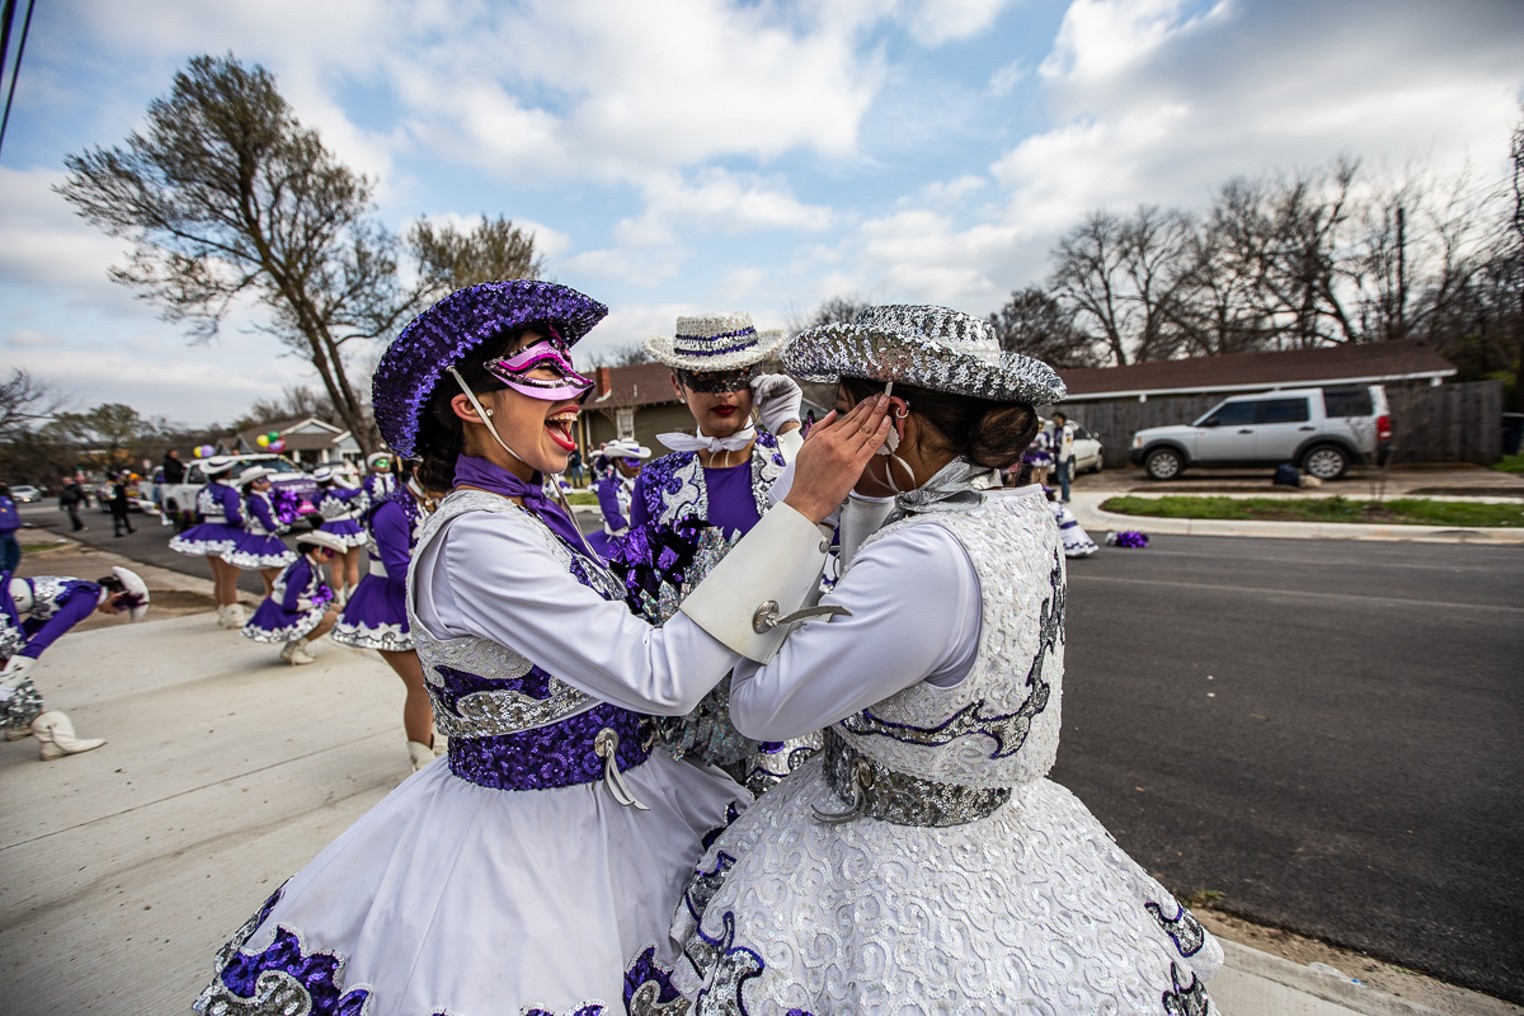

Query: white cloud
[[901, 0, 1017, 45], [1039, 0, 1226, 86], [614, 170, 836, 248], [987, 59, 1027, 96], [0, 168, 136, 297]]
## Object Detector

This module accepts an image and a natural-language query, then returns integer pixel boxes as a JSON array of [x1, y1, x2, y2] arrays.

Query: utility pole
[[1395, 205, 1407, 339]]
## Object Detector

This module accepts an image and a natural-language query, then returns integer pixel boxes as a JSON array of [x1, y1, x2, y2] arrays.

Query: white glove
[[1, 655, 38, 690], [751, 373, 803, 435]]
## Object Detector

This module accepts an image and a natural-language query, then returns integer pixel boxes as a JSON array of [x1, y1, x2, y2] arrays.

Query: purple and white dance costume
[[195, 466, 831, 1014], [168, 480, 244, 560], [670, 470, 1223, 1013], [241, 556, 333, 644], [314, 485, 369, 549], [624, 428, 819, 795], [1051, 496, 1098, 557], [585, 471, 634, 560], [330, 488, 427, 652], [361, 470, 396, 507], [0, 574, 102, 730], [227, 490, 298, 570]]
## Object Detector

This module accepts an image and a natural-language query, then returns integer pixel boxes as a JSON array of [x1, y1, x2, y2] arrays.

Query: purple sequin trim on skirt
[[447, 701, 650, 792]]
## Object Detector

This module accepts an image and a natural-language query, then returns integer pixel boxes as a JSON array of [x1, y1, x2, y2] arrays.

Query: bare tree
[[57, 54, 405, 452], [986, 287, 1101, 368], [409, 214, 544, 295], [787, 294, 872, 334], [0, 368, 63, 438], [1048, 208, 1194, 365], [584, 341, 653, 368]]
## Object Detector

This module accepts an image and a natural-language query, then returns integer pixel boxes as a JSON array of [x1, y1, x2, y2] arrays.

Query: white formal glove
[[751, 373, 803, 435], [0, 655, 38, 691]]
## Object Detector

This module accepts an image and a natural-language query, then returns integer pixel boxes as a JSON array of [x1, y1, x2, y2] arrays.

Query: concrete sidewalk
[[0, 567, 1515, 1013]]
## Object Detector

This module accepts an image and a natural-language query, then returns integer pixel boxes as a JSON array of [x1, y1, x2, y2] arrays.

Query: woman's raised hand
[[782, 394, 892, 524]]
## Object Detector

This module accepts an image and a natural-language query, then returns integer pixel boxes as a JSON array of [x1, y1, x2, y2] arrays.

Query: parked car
[[9, 484, 41, 503], [1069, 423, 1103, 473], [1129, 385, 1392, 481]]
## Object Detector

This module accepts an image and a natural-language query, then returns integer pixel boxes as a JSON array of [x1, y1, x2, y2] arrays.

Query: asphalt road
[[1053, 534, 1524, 1003], [17, 502, 1524, 1001]]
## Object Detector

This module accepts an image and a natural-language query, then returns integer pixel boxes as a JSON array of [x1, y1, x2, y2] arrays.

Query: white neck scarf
[[655, 426, 757, 454]]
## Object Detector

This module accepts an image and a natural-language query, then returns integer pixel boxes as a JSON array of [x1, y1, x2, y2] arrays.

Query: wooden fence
[[1062, 380, 1504, 468]]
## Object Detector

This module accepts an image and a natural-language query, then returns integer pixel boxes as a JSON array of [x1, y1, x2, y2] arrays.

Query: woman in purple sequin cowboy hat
[[193, 279, 891, 1015]]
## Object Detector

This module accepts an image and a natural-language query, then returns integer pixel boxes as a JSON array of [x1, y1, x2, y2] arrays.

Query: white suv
[[1130, 386, 1392, 481]]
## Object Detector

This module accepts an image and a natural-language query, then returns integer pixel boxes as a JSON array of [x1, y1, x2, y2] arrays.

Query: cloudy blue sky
[[1, 0, 1521, 427]]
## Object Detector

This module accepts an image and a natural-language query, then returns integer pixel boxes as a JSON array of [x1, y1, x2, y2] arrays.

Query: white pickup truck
[[153, 454, 320, 527]]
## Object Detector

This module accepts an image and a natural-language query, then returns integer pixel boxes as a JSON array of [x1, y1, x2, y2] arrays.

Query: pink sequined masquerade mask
[[483, 337, 594, 403]]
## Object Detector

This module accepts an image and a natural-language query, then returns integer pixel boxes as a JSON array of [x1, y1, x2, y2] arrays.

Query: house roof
[[1057, 338, 1456, 401], [586, 363, 681, 410], [235, 416, 354, 452]]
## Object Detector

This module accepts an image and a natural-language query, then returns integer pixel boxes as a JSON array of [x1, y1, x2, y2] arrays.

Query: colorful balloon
[[269, 438, 287, 453], [256, 434, 270, 448]]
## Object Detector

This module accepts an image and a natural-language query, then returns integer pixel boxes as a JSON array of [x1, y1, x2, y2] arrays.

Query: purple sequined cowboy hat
[[784, 304, 1066, 406], [372, 280, 609, 457]]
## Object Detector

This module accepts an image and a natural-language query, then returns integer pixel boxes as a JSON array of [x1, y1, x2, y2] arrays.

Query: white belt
[[369, 560, 389, 578]]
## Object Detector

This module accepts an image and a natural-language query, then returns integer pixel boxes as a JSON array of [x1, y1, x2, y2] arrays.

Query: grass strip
[[1492, 454, 1524, 475], [1100, 495, 1524, 528]]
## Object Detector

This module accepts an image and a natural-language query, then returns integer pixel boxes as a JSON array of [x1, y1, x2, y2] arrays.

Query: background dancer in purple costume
[[192, 280, 886, 1015], [1, 566, 148, 760], [242, 529, 344, 665], [585, 438, 649, 561], [670, 306, 1224, 1014], [228, 466, 298, 599], [167, 455, 247, 629], [330, 467, 444, 770], [311, 466, 369, 602], [622, 313, 818, 795]]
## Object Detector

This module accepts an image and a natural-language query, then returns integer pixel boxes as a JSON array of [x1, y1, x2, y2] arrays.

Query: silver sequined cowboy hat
[[783, 304, 1066, 406], [644, 313, 787, 372]]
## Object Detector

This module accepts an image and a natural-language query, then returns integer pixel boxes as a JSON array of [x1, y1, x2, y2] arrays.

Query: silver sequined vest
[[836, 487, 1066, 790]]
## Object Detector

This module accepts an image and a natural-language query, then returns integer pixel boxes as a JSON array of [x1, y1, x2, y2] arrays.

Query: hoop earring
[[893, 402, 910, 420]]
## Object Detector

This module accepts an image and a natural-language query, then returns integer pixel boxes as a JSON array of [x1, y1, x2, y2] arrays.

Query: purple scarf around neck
[[453, 455, 590, 557]]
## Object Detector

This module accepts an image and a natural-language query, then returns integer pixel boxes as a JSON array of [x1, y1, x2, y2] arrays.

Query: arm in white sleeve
[[728, 522, 982, 741], [422, 512, 737, 716]]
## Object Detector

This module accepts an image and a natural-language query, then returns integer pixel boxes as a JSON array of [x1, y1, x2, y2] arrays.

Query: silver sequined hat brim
[[783, 306, 1066, 406], [644, 312, 788, 372]]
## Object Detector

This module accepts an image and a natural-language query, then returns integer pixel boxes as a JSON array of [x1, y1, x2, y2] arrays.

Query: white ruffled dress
[[195, 490, 749, 1015], [670, 484, 1223, 1014]]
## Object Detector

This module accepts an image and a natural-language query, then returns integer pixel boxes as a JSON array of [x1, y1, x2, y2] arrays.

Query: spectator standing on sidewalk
[[0, 484, 21, 572], [109, 473, 136, 537], [1052, 410, 1076, 502], [58, 479, 86, 532]]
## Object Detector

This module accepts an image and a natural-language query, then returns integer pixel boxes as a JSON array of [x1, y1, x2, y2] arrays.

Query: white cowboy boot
[[407, 740, 434, 771], [216, 604, 242, 629], [286, 638, 315, 665], [31, 711, 105, 760]]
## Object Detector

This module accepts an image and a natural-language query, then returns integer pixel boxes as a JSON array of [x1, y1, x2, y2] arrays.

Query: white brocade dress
[[670, 484, 1223, 1014], [195, 490, 747, 1016]]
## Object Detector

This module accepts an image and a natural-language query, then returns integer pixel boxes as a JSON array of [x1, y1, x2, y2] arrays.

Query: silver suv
[[1129, 386, 1392, 481]]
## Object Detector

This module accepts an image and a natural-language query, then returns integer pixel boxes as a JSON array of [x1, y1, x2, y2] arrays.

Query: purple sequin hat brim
[[372, 280, 609, 457], [783, 305, 1066, 406]]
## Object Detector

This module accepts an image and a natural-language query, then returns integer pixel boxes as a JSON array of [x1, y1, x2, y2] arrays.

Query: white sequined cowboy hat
[[602, 438, 651, 461], [295, 530, 349, 556], [111, 566, 151, 622], [784, 304, 1066, 406], [232, 466, 277, 488], [644, 313, 787, 372]]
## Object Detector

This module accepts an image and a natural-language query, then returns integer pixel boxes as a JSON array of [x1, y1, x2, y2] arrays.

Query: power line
[[0, 0, 37, 162]]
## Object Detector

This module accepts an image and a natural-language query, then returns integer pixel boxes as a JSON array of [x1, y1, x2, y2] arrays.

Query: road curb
[[1071, 494, 1524, 545], [24, 529, 261, 605], [1214, 940, 1451, 1016]]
